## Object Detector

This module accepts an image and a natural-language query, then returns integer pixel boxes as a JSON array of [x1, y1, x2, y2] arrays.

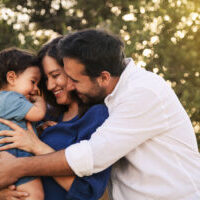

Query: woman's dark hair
[[0, 48, 38, 89], [58, 29, 126, 79], [38, 36, 89, 119]]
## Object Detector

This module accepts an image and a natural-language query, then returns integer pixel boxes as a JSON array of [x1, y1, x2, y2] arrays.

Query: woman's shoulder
[[79, 104, 109, 124], [86, 104, 108, 115]]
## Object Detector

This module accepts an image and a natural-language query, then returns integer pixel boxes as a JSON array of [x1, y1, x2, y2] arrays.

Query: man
[[0, 29, 200, 199]]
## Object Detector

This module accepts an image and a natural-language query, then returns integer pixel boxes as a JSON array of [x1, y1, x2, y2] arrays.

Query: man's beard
[[75, 89, 106, 106]]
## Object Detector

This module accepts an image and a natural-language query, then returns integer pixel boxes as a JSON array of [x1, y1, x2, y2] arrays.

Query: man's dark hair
[[0, 48, 38, 89], [58, 29, 126, 78]]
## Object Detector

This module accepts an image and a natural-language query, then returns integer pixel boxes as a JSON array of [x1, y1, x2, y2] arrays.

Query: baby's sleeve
[[3, 92, 33, 121]]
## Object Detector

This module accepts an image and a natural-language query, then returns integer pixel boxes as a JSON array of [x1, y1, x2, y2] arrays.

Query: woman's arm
[[66, 167, 111, 200], [0, 122, 53, 155], [0, 121, 75, 191]]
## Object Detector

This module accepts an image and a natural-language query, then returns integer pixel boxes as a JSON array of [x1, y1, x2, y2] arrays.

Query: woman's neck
[[62, 102, 79, 122]]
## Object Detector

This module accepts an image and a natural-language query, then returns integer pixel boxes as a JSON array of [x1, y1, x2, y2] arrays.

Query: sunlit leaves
[[0, 0, 200, 146]]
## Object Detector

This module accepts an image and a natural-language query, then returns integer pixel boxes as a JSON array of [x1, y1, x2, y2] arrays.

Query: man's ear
[[6, 71, 17, 85], [97, 71, 111, 87]]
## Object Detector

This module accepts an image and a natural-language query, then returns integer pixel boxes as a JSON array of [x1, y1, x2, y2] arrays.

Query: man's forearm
[[0, 150, 74, 189], [20, 150, 74, 177]]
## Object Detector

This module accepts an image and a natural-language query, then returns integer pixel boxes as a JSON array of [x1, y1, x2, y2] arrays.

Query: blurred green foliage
[[0, 0, 200, 147]]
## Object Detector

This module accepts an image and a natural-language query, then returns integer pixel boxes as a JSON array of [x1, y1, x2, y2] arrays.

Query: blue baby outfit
[[0, 91, 36, 185]]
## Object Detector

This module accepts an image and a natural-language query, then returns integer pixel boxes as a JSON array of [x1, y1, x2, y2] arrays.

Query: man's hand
[[0, 152, 19, 189]]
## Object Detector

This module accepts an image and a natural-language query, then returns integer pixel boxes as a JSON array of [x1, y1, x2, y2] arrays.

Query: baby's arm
[[25, 95, 46, 122]]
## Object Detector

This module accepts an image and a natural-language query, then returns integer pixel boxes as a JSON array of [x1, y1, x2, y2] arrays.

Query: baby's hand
[[36, 121, 57, 136], [28, 95, 46, 120], [29, 95, 44, 103]]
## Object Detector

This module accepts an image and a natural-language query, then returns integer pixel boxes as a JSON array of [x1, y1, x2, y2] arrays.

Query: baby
[[0, 48, 46, 200]]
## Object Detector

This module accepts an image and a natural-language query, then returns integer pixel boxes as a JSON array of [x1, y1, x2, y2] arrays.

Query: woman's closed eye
[[52, 73, 60, 79]]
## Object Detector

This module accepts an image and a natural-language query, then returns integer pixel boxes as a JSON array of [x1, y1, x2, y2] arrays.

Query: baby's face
[[13, 66, 41, 100]]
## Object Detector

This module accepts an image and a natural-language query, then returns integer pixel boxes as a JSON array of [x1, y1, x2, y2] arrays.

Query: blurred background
[[0, 1, 199, 199], [0, 0, 199, 146]]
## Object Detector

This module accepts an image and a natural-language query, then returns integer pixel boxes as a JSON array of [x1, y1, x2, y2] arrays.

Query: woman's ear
[[97, 71, 111, 87], [6, 71, 17, 86]]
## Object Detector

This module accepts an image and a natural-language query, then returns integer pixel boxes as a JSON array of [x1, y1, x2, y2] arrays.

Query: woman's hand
[[0, 185, 29, 200], [0, 119, 40, 154], [0, 118, 55, 155]]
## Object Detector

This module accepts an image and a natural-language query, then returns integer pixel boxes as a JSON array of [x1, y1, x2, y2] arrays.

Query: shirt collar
[[104, 58, 135, 104]]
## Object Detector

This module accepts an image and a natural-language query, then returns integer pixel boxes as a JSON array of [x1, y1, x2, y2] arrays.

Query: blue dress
[[40, 104, 111, 200]]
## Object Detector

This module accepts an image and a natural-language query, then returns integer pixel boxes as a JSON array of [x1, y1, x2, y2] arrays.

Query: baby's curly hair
[[0, 47, 38, 89]]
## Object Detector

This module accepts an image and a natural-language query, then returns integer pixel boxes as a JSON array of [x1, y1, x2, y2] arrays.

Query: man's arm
[[0, 118, 74, 189], [0, 150, 74, 189], [65, 87, 169, 176]]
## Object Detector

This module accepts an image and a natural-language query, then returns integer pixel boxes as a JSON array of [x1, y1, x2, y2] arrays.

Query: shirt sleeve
[[65, 87, 169, 176], [66, 104, 111, 199], [4, 92, 33, 121]]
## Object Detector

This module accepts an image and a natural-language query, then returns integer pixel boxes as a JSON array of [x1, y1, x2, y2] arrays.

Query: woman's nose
[[67, 78, 75, 91], [47, 78, 55, 91]]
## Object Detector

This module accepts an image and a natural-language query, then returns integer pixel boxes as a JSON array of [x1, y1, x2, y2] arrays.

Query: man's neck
[[106, 76, 120, 95]]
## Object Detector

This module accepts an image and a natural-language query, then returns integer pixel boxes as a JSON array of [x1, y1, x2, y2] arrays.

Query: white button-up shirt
[[65, 58, 200, 200]]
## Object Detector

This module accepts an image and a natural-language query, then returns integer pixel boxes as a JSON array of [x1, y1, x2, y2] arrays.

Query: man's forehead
[[63, 57, 86, 75]]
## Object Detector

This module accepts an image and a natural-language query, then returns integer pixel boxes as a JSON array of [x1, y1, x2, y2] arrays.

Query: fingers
[[7, 185, 29, 199], [42, 124, 49, 129], [0, 130, 14, 137], [13, 190, 29, 198], [26, 122, 34, 132], [10, 197, 20, 200], [0, 119, 24, 132], [6, 188, 29, 199], [43, 121, 57, 129], [8, 185, 16, 190], [0, 136, 14, 144], [47, 121, 57, 126], [37, 121, 57, 133], [0, 144, 16, 151]]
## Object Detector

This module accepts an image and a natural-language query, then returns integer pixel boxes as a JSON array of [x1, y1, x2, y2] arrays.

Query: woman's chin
[[56, 98, 71, 105]]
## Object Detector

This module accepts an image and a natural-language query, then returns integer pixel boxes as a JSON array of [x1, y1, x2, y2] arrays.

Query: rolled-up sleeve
[[65, 140, 93, 177]]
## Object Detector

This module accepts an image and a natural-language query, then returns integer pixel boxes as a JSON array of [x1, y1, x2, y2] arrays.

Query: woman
[[0, 37, 110, 200]]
